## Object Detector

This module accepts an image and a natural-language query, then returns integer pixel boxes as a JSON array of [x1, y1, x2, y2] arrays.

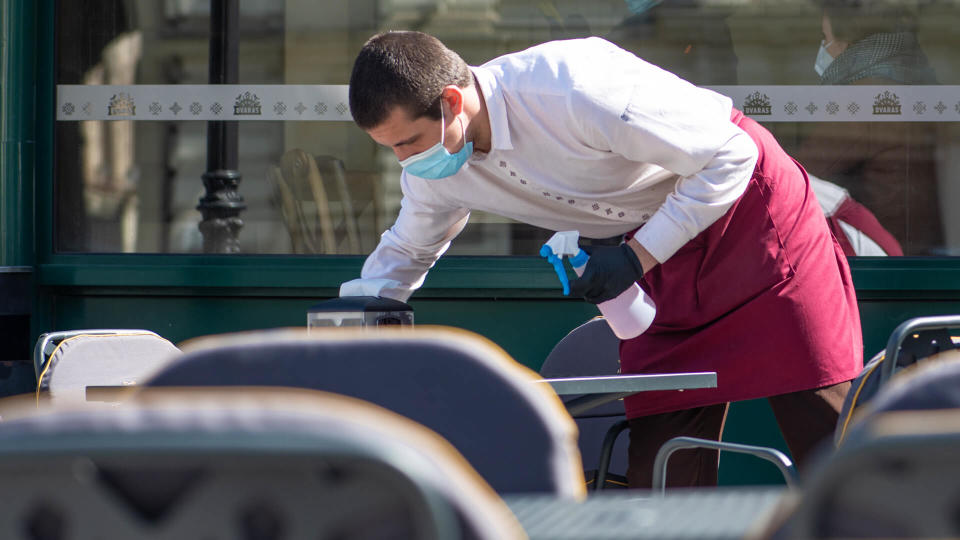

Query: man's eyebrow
[[393, 133, 420, 147]]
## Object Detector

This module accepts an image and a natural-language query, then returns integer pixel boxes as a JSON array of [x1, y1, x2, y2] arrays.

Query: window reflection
[[783, 1, 942, 255], [56, 0, 141, 252], [54, 0, 960, 257], [606, 0, 738, 86]]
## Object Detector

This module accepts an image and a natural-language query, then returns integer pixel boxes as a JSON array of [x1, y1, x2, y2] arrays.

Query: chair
[[840, 347, 960, 445], [34, 329, 182, 406], [0, 387, 524, 540], [667, 339, 960, 537], [761, 410, 960, 539], [142, 326, 585, 498], [653, 314, 960, 490], [835, 314, 960, 445], [267, 149, 361, 254], [540, 317, 630, 490]]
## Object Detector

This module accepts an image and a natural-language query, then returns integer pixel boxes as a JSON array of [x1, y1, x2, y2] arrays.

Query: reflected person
[[792, 0, 942, 255]]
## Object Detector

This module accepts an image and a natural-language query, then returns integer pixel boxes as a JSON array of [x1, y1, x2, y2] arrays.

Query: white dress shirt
[[349, 37, 758, 302]]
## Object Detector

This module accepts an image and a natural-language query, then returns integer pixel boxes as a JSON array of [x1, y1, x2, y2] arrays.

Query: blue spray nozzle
[[569, 249, 589, 269], [539, 244, 571, 296]]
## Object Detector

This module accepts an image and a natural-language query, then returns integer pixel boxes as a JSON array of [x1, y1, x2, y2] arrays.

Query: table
[[504, 487, 786, 539], [536, 372, 718, 415], [85, 385, 137, 402]]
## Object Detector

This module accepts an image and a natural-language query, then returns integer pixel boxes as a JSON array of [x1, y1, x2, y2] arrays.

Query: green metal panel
[[29, 255, 960, 297], [720, 399, 790, 486], [0, 0, 39, 395], [45, 283, 960, 367], [1, 0, 37, 267], [40, 290, 598, 367], [849, 257, 960, 293], [858, 298, 960, 356], [34, 255, 561, 292]]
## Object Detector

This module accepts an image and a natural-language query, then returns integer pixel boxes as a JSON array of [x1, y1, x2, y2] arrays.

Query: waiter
[[344, 31, 862, 488]]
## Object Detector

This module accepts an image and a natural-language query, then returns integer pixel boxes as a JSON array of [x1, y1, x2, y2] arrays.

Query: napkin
[[339, 278, 408, 301]]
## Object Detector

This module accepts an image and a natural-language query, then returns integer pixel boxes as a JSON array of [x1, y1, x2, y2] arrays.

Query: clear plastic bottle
[[541, 231, 656, 340], [569, 249, 656, 339]]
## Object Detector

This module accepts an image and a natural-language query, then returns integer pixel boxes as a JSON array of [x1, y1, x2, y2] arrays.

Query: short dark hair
[[821, 0, 917, 43], [349, 31, 474, 130]]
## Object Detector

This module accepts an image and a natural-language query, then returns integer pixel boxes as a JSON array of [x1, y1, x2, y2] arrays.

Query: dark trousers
[[626, 379, 852, 488]]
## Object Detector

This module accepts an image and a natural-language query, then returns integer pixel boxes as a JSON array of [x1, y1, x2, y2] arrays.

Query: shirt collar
[[470, 65, 513, 151]]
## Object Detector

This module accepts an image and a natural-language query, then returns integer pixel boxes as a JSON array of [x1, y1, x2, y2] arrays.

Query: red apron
[[620, 109, 863, 418], [828, 196, 904, 257]]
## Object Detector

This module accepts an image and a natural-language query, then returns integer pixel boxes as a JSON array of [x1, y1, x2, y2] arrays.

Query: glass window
[[54, 0, 960, 257]]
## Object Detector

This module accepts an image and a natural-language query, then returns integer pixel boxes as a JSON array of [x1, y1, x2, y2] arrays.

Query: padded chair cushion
[[779, 410, 960, 539], [37, 332, 181, 405], [144, 327, 584, 497], [0, 388, 524, 540]]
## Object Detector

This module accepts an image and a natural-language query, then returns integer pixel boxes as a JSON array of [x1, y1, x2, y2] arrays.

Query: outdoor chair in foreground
[[141, 325, 585, 498], [758, 407, 960, 539], [745, 346, 960, 539], [0, 387, 524, 540]]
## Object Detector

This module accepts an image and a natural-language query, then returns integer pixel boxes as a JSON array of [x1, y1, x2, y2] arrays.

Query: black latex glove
[[569, 244, 645, 304]]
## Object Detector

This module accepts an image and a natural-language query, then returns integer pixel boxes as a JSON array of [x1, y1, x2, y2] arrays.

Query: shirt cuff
[[631, 211, 695, 264]]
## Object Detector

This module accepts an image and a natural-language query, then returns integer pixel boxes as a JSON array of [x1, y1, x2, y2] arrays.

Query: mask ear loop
[[439, 102, 446, 146], [439, 90, 468, 152]]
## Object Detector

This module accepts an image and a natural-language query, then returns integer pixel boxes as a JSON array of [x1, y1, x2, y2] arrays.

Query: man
[[345, 31, 862, 487]]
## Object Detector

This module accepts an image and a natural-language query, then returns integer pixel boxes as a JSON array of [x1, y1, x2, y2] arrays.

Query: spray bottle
[[540, 231, 657, 340]]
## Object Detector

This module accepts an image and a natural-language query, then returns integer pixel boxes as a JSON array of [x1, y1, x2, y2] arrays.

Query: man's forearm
[[627, 237, 659, 276]]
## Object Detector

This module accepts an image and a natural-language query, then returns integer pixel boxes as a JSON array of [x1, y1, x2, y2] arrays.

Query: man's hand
[[569, 243, 646, 304]]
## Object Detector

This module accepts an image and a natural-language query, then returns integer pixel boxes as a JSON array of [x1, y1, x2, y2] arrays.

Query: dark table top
[[504, 487, 786, 539]]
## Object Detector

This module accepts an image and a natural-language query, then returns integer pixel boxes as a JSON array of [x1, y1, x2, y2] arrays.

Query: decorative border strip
[[57, 84, 960, 122], [709, 85, 957, 122], [56, 85, 351, 121]]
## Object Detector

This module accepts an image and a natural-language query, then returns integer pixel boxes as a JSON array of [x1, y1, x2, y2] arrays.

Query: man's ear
[[440, 85, 464, 115]]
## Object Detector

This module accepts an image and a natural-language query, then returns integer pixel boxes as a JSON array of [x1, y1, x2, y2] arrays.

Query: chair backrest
[[781, 409, 960, 539], [541, 317, 621, 379], [540, 317, 622, 415], [840, 349, 960, 445], [834, 315, 960, 445], [540, 317, 629, 488], [777, 353, 960, 536], [0, 388, 525, 540], [143, 326, 585, 497], [268, 149, 360, 254], [35, 330, 182, 406]]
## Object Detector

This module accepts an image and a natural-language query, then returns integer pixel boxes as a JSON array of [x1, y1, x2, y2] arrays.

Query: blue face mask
[[625, 0, 662, 15], [399, 108, 473, 180]]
